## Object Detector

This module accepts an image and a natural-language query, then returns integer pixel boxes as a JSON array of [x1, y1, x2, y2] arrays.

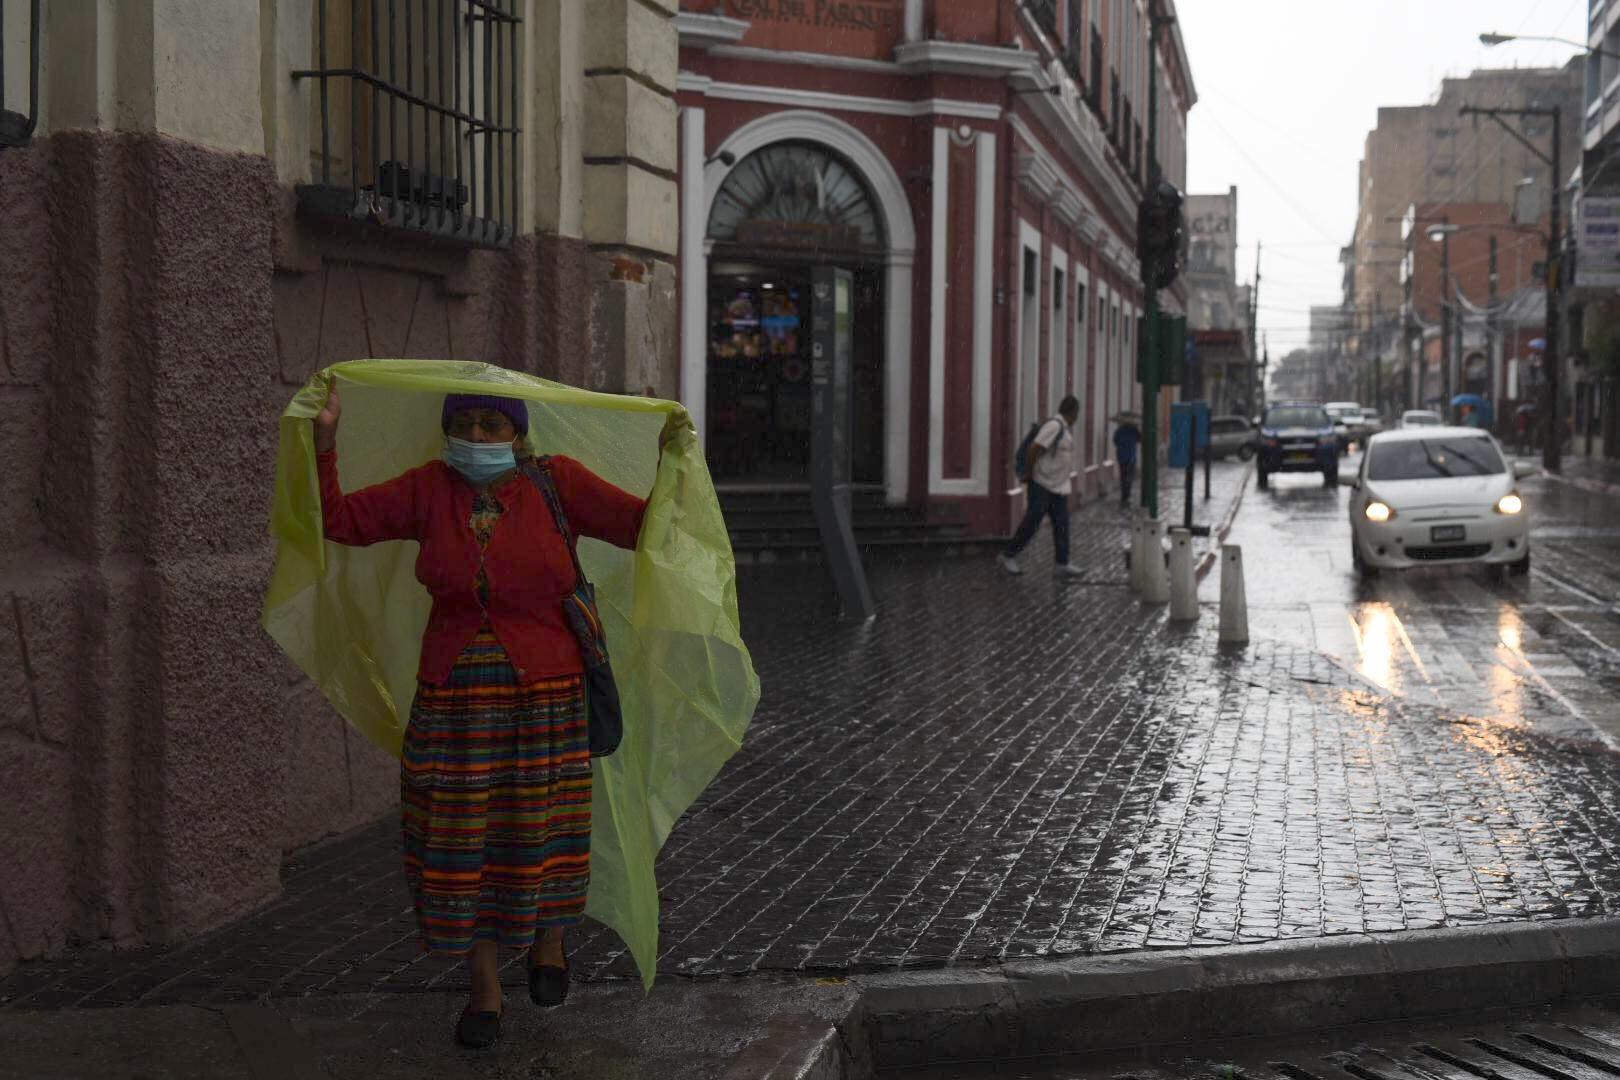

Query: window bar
[[421, 0, 431, 226], [350, 0, 360, 200], [389, 0, 400, 211], [438, 0, 448, 231], [319, 0, 331, 184], [467, 3, 479, 235], [370, 0, 381, 216], [405, 0, 414, 223], [483, 5, 494, 240], [509, 0, 519, 238], [495, 0, 505, 236], [453, 0, 463, 230]]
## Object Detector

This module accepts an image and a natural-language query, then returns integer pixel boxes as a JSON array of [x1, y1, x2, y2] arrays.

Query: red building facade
[[676, 0, 1195, 535]]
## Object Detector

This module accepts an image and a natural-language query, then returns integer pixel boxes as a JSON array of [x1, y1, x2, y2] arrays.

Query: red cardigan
[[317, 451, 647, 685]]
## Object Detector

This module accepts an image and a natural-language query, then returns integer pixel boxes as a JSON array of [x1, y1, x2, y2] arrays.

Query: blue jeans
[[1118, 459, 1136, 505], [1003, 482, 1070, 565]]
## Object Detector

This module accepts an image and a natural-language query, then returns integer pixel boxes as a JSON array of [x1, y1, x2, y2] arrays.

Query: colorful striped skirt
[[400, 626, 592, 955]]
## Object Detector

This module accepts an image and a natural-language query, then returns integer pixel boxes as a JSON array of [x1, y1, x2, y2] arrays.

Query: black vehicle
[[1256, 402, 1338, 489]]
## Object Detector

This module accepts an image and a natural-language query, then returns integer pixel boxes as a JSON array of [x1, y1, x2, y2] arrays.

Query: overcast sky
[[1177, 0, 1588, 357]]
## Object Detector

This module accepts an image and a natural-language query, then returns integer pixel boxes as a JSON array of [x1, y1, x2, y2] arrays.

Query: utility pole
[[1248, 241, 1261, 420], [1487, 234, 1498, 402], [1438, 216, 1452, 412], [1139, 6, 1175, 518], [1460, 102, 1562, 471]]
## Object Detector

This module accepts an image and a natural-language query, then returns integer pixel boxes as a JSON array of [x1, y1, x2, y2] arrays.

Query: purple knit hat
[[441, 393, 529, 435]]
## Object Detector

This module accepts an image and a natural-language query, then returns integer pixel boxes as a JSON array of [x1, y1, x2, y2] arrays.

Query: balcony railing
[[1063, 1, 1085, 88], [1109, 69, 1120, 145], [1088, 27, 1104, 114]]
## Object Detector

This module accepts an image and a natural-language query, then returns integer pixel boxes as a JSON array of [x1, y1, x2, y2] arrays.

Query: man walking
[[999, 396, 1083, 578], [1113, 412, 1142, 508]]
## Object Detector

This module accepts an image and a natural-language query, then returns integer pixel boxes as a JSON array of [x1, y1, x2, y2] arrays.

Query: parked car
[[1399, 409, 1443, 428], [1343, 427, 1533, 580], [1358, 407, 1384, 436], [1324, 401, 1367, 453], [1208, 415, 1255, 460], [1256, 402, 1338, 489]]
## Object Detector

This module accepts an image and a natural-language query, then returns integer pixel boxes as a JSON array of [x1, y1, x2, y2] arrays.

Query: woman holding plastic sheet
[[312, 382, 685, 1049]]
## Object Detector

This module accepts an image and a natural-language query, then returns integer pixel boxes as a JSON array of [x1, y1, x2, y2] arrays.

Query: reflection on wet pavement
[[1204, 452, 1620, 746]]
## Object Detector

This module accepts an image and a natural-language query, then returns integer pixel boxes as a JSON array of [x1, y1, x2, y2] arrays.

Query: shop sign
[[1576, 196, 1620, 288], [727, 0, 902, 55], [736, 219, 863, 251]]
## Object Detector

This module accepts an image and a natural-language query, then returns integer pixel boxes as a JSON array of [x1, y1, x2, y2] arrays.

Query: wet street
[[1207, 450, 1620, 746], [14, 460, 1620, 1012]]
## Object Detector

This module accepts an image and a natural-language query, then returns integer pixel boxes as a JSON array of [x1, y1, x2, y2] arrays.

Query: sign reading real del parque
[[729, 0, 900, 31]]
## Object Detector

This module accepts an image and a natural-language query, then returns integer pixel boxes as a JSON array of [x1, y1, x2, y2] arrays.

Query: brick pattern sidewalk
[[22, 461, 1620, 1007]]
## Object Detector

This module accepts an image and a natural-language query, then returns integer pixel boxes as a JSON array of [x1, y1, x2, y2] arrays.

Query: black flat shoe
[[528, 957, 570, 1007], [455, 1006, 502, 1049]]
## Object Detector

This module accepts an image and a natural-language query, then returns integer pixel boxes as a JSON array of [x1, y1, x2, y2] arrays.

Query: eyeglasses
[[447, 412, 514, 437]]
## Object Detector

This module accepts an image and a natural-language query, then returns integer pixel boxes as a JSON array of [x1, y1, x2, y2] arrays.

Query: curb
[[778, 917, 1620, 1076], [1193, 463, 1252, 583], [1538, 466, 1620, 500]]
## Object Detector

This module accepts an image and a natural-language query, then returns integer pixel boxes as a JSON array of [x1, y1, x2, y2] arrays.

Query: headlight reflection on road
[[1489, 607, 1526, 724], [1349, 602, 1400, 693]]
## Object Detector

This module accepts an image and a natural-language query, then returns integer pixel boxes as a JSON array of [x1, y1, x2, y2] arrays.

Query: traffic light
[[1136, 179, 1184, 291]]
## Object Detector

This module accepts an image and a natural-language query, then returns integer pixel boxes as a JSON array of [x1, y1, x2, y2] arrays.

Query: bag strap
[[520, 456, 587, 587]]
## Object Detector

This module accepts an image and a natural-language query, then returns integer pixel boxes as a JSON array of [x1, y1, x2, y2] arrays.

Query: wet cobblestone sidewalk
[[13, 461, 1620, 1009]]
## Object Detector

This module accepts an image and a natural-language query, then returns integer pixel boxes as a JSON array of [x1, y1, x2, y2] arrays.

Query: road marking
[[1545, 607, 1620, 660]]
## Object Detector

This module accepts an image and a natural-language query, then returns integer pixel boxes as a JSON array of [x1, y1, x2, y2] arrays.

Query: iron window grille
[[1088, 27, 1103, 114], [1109, 69, 1121, 146], [1062, 0, 1084, 88], [0, 0, 41, 149], [1027, 0, 1058, 40], [294, 0, 522, 249]]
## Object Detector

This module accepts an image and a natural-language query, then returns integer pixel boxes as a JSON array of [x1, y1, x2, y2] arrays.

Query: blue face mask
[[444, 436, 517, 485]]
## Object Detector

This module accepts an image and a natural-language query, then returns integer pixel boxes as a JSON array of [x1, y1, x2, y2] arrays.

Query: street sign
[[1168, 400, 1210, 469], [1577, 196, 1620, 288]]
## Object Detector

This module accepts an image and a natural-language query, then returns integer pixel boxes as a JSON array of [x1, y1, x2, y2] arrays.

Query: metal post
[[1141, 33, 1161, 520], [1545, 105, 1563, 473], [1439, 223, 1451, 412]]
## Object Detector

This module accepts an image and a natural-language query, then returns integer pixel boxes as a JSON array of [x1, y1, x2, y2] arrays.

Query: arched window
[[707, 141, 884, 254]]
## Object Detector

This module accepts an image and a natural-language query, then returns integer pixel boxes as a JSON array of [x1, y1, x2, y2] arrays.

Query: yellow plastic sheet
[[261, 359, 759, 988]]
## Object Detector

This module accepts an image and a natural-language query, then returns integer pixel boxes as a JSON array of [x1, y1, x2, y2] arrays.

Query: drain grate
[[1164, 1021, 1620, 1080]]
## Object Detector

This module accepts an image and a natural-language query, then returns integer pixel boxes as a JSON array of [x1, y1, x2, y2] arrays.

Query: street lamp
[[1479, 31, 1620, 59], [1426, 222, 1458, 410]]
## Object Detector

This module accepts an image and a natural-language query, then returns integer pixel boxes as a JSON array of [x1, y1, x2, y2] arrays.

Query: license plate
[[1286, 452, 1312, 463], [1430, 524, 1465, 542]]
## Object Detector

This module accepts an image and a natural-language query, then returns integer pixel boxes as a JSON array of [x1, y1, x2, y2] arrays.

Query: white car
[[1399, 409, 1443, 428], [1324, 401, 1366, 452], [1344, 427, 1533, 580], [1358, 408, 1384, 436]]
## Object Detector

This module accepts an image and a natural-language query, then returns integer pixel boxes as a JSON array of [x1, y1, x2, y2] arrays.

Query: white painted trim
[[927, 127, 953, 497], [1073, 262, 1092, 466], [679, 106, 707, 447], [1049, 244, 1069, 414], [708, 44, 903, 74], [1016, 217, 1044, 442], [971, 133, 996, 496], [926, 130, 997, 498], [1005, 110, 1134, 245], [704, 110, 917, 504], [689, 79, 1002, 121], [904, 0, 924, 42], [894, 39, 1040, 78], [1015, 151, 1060, 202], [674, 12, 749, 51], [677, 71, 715, 94]]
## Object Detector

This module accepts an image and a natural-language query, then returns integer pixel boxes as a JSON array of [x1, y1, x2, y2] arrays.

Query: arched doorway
[[703, 140, 887, 487]]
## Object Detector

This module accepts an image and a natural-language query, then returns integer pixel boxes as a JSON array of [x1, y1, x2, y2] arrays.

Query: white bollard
[[1169, 528, 1197, 621], [1128, 515, 1145, 593], [1218, 544, 1249, 644], [1142, 518, 1170, 604]]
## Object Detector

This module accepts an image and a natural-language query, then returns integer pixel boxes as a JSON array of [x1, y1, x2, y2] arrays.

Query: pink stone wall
[[0, 130, 672, 971]]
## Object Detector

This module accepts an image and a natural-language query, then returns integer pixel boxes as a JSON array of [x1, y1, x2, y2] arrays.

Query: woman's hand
[[314, 379, 342, 454], [658, 408, 694, 454]]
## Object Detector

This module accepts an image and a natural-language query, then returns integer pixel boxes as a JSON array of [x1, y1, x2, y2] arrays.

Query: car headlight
[[1364, 500, 1394, 523], [1495, 492, 1523, 515]]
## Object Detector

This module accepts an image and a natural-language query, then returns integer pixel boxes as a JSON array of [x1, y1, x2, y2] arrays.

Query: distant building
[[1185, 186, 1252, 415], [1346, 63, 1582, 399]]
